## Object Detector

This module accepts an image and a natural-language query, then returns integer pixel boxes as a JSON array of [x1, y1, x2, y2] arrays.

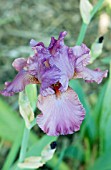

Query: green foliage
[[27, 135, 57, 157], [0, 97, 22, 142]]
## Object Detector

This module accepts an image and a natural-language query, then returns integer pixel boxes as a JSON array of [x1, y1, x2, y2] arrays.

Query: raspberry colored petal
[[40, 65, 61, 91], [48, 31, 67, 51], [74, 67, 108, 84], [12, 58, 27, 71], [0, 70, 39, 96], [37, 87, 85, 136]]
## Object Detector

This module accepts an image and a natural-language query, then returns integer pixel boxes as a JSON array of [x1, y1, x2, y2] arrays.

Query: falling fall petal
[[91, 36, 104, 63], [19, 91, 34, 128], [80, 0, 93, 24]]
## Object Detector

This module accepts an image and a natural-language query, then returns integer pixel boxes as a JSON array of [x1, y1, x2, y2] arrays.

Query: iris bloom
[[0, 31, 108, 136]]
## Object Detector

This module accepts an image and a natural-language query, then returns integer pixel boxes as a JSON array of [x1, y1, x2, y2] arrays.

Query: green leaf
[[100, 73, 111, 153], [26, 135, 57, 157], [87, 152, 111, 170], [65, 145, 84, 161], [2, 123, 24, 170], [101, 56, 111, 64], [0, 97, 22, 142]]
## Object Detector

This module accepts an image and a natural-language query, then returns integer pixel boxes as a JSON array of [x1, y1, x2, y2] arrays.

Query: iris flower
[[0, 31, 108, 136]]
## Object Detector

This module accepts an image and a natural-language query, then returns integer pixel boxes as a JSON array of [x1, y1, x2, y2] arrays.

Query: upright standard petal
[[0, 70, 39, 96], [12, 58, 27, 71], [37, 87, 85, 136], [72, 44, 91, 69], [48, 32, 75, 92], [74, 67, 108, 84], [40, 65, 61, 91]]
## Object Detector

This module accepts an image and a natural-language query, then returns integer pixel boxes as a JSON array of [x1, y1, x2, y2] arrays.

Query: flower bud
[[80, 0, 93, 24], [18, 142, 56, 169], [19, 91, 34, 128], [91, 36, 104, 62], [18, 156, 44, 169]]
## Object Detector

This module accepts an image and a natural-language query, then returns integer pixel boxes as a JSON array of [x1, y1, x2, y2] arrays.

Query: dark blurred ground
[[0, 0, 111, 169]]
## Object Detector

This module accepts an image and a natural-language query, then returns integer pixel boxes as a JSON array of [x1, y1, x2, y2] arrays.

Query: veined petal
[[40, 87, 55, 97], [12, 58, 27, 71], [72, 44, 91, 69], [49, 46, 74, 80], [74, 67, 108, 84], [0, 70, 39, 96], [37, 87, 85, 136], [40, 65, 61, 91]]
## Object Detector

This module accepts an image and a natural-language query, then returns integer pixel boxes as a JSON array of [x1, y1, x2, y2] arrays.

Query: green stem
[[76, 22, 87, 45], [16, 126, 30, 170], [2, 123, 24, 170], [76, 0, 104, 45], [18, 127, 30, 163]]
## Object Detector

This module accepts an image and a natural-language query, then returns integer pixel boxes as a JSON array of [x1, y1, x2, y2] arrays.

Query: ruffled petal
[[48, 31, 67, 52], [49, 46, 74, 80], [12, 58, 27, 71], [40, 87, 55, 97], [40, 65, 61, 91], [72, 44, 90, 68], [30, 39, 38, 47], [27, 56, 39, 76], [37, 87, 85, 136], [74, 67, 108, 84], [0, 70, 39, 96]]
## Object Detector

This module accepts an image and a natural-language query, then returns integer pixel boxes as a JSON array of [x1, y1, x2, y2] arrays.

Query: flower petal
[[0, 70, 39, 96], [12, 58, 27, 71], [48, 35, 74, 92], [74, 67, 108, 84], [40, 65, 61, 91], [72, 44, 91, 69], [37, 87, 85, 136], [30, 39, 38, 47]]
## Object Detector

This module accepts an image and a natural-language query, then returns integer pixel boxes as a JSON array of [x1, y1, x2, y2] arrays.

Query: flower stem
[[18, 126, 30, 163], [76, 0, 104, 45], [76, 22, 87, 45]]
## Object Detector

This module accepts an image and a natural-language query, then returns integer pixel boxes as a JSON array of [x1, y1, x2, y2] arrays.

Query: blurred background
[[0, 0, 111, 170]]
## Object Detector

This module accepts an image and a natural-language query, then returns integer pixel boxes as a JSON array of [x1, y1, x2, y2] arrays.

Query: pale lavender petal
[[27, 56, 39, 76], [0, 70, 39, 96], [72, 44, 90, 68], [12, 58, 27, 71], [37, 87, 85, 136], [40, 87, 55, 97], [49, 46, 74, 80], [30, 39, 38, 47], [74, 67, 108, 84]]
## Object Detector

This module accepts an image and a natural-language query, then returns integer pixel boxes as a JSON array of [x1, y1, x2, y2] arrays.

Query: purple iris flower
[[0, 31, 108, 136]]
